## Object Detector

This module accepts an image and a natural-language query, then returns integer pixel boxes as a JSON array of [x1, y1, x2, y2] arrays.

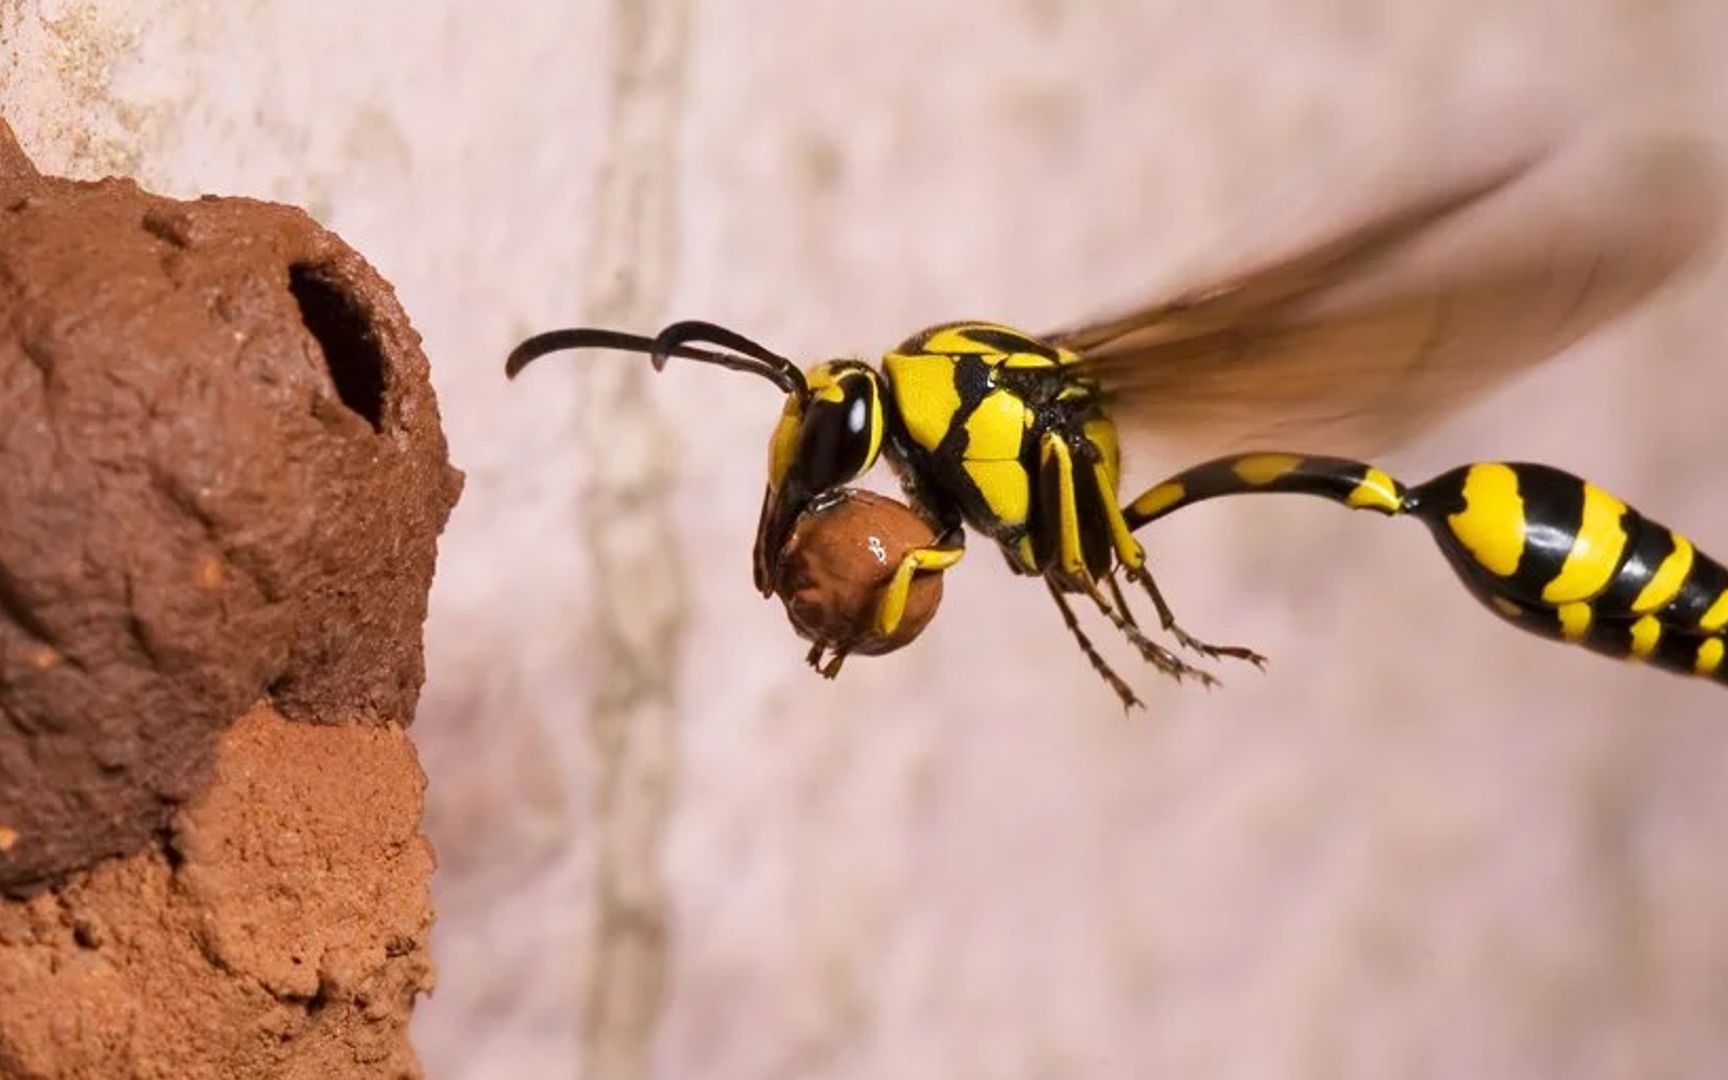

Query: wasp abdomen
[[1123, 452, 1728, 685], [1408, 463, 1728, 678]]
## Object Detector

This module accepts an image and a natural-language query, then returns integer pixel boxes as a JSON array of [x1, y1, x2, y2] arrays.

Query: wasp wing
[[1053, 130, 1724, 460]]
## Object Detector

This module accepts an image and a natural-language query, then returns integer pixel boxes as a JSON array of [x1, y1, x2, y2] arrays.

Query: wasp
[[507, 128, 1725, 708]]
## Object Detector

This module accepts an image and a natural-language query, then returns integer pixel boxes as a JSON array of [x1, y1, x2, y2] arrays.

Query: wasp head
[[504, 319, 886, 595], [753, 359, 885, 593]]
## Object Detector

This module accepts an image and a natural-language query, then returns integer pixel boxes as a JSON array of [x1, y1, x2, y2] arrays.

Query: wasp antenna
[[506, 329, 654, 378], [652, 320, 808, 399], [504, 326, 791, 389]]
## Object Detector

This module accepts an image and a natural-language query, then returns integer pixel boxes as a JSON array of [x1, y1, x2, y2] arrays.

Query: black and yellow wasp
[[507, 128, 1725, 707]]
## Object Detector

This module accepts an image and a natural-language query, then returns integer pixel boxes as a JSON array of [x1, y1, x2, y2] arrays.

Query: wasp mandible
[[507, 127, 1724, 708]]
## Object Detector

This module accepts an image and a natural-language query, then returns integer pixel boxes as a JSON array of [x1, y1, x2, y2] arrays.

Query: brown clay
[[774, 488, 945, 660], [0, 115, 462, 891], [0, 704, 435, 1079]]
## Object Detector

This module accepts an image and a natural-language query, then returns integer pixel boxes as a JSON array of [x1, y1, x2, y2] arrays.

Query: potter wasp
[[507, 128, 1725, 708]]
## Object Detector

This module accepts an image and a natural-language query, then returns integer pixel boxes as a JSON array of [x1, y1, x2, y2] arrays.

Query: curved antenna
[[506, 325, 807, 400], [652, 320, 808, 398]]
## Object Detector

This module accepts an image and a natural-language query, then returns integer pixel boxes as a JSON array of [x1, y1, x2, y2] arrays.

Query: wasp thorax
[[772, 488, 943, 663]]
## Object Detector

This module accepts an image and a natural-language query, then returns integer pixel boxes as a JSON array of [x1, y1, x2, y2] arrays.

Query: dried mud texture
[[0, 118, 463, 891], [0, 704, 435, 1080]]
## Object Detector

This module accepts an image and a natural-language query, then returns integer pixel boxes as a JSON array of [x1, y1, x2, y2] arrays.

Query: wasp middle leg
[[1035, 431, 1219, 690], [1045, 578, 1143, 710]]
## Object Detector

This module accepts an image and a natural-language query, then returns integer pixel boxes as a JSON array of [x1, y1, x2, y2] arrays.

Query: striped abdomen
[[1126, 453, 1728, 685], [1406, 463, 1728, 680]]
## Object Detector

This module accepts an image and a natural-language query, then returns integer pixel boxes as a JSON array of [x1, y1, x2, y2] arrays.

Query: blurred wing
[[1053, 131, 1724, 460]]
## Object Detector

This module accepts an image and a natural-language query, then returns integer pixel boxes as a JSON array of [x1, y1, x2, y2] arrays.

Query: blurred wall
[[6, 1, 1728, 1078]]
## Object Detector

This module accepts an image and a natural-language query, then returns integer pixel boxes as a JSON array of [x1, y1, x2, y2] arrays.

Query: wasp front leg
[[807, 470, 965, 681], [799, 525, 963, 681], [874, 538, 965, 638]]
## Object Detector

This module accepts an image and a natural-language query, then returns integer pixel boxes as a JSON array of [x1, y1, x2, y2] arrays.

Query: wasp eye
[[799, 382, 878, 492]]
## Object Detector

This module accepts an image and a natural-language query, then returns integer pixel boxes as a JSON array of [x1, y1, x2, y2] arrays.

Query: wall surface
[[6, 2, 1728, 1078]]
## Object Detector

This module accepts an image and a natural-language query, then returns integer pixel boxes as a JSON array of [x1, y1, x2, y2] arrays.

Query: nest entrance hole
[[289, 263, 386, 432]]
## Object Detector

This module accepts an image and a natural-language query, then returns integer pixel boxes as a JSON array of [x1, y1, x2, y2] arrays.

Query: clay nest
[[0, 120, 463, 892]]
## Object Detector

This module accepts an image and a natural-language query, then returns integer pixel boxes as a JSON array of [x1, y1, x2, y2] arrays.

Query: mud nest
[[0, 117, 461, 1078]]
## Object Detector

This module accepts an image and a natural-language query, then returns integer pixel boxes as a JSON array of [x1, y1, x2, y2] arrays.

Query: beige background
[[6, 1, 1728, 1077]]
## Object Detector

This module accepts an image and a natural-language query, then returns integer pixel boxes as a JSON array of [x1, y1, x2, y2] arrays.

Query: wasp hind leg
[[1091, 453, 1267, 669], [1128, 565, 1268, 669]]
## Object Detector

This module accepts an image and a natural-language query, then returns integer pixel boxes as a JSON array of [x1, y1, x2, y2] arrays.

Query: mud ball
[[773, 489, 946, 661]]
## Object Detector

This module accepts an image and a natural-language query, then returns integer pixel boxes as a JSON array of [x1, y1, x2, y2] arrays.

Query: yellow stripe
[[963, 460, 1030, 527], [1448, 465, 1525, 578], [1541, 483, 1629, 603], [1082, 418, 1120, 484], [1232, 453, 1303, 486], [766, 401, 803, 489], [1346, 467, 1402, 514], [1094, 462, 1145, 572], [883, 353, 961, 454], [1632, 533, 1694, 614], [1558, 602, 1592, 642], [1700, 590, 1728, 632], [963, 390, 1027, 460], [806, 364, 847, 403], [1630, 615, 1661, 659], [1042, 436, 1086, 577], [1696, 637, 1725, 676], [1130, 481, 1185, 520], [921, 323, 1023, 354], [865, 375, 884, 467]]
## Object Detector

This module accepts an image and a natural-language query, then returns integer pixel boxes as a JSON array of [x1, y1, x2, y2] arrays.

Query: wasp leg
[[1129, 568, 1267, 669], [1039, 432, 1215, 686], [806, 641, 851, 679], [1103, 570, 1235, 675], [1106, 574, 1140, 629], [874, 543, 964, 638], [1046, 579, 1142, 711], [1078, 574, 1218, 686], [1086, 449, 1266, 668]]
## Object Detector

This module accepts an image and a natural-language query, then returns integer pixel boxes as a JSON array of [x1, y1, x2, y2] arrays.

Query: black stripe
[[1403, 465, 1472, 523], [1069, 439, 1117, 579], [1647, 623, 1707, 676], [936, 355, 994, 465], [1505, 465, 1588, 600], [1486, 592, 1568, 643], [961, 327, 1060, 360], [1030, 440, 1063, 574], [1270, 456, 1376, 502], [1581, 615, 1635, 661], [1662, 547, 1728, 626], [1590, 511, 1661, 616]]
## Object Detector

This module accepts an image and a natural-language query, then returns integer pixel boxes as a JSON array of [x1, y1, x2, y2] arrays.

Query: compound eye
[[799, 383, 875, 492]]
